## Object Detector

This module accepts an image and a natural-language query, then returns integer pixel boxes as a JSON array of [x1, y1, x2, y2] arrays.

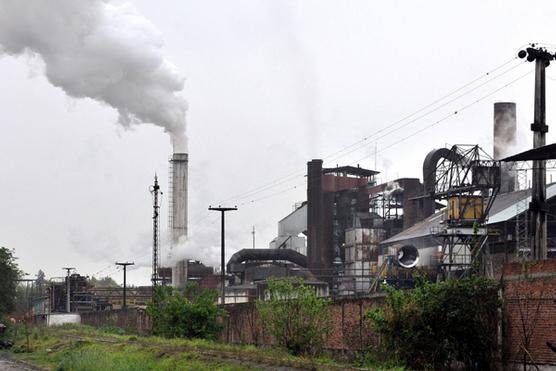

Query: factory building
[[223, 101, 554, 297]]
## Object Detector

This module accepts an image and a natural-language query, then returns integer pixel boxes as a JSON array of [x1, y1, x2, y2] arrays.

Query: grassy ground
[[4, 324, 405, 371]]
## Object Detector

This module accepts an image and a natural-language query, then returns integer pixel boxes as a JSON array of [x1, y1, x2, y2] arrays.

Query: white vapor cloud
[[0, 0, 188, 151]]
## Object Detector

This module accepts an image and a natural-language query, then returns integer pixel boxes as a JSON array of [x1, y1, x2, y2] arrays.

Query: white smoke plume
[[383, 181, 404, 198], [165, 230, 222, 269], [0, 0, 187, 151]]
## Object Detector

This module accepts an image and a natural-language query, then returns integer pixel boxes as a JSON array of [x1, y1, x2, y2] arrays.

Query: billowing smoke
[[163, 224, 223, 269], [383, 181, 404, 198], [0, 0, 187, 151], [493, 102, 517, 159]]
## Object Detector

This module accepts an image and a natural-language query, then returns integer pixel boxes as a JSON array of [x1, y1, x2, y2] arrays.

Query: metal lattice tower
[[428, 145, 501, 278], [515, 168, 530, 258], [150, 175, 161, 287]]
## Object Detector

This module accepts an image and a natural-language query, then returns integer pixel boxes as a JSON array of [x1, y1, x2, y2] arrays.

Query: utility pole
[[150, 175, 162, 288], [518, 45, 555, 260], [115, 262, 134, 309], [208, 205, 237, 305], [62, 267, 75, 313], [252, 225, 256, 249]]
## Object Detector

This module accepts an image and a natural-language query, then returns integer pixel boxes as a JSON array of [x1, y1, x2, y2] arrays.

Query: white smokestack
[[0, 0, 187, 151], [169, 153, 188, 244]]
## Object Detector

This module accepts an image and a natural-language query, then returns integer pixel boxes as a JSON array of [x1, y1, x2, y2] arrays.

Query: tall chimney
[[494, 102, 517, 193], [306, 159, 335, 284], [169, 153, 188, 243]]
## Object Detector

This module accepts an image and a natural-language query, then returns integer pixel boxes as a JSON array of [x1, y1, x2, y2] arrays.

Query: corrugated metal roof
[[486, 183, 556, 224], [502, 143, 556, 161], [381, 210, 445, 244], [380, 183, 556, 245]]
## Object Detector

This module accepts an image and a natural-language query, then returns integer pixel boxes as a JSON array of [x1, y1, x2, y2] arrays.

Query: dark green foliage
[[89, 276, 120, 288], [147, 284, 226, 340], [256, 277, 332, 356], [0, 247, 22, 315], [366, 275, 500, 370]]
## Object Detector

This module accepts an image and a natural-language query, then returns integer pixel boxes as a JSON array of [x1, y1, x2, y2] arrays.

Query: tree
[[89, 276, 120, 288], [147, 284, 226, 340], [366, 275, 500, 370], [0, 247, 22, 315], [256, 277, 333, 356], [35, 269, 46, 294]]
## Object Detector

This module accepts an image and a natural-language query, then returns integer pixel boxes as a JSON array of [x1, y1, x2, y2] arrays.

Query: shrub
[[366, 275, 500, 370], [256, 277, 332, 356], [147, 284, 226, 340]]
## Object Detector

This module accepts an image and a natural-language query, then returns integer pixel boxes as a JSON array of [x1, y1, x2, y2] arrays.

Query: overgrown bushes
[[147, 284, 226, 340], [256, 277, 332, 356], [366, 275, 500, 370]]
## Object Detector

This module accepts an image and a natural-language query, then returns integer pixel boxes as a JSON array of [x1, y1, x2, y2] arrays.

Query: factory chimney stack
[[169, 153, 189, 244]]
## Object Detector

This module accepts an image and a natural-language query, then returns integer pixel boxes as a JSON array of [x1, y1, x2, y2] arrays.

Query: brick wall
[[80, 308, 151, 335], [221, 294, 385, 350], [502, 260, 556, 366]]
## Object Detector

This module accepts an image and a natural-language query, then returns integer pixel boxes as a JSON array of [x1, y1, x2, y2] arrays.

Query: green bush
[[147, 284, 226, 340], [256, 277, 332, 356], [366, 275, 500, 370]]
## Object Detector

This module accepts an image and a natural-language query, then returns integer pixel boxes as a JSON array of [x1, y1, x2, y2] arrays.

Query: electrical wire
[[215, 57, 521, 206], [231, 68, 535, 209]]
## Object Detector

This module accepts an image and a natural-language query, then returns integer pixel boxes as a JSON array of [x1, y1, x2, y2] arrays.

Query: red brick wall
[[221, 295, 385, 350], [503, 260, 556, 366], [80, 308, 151, 335]]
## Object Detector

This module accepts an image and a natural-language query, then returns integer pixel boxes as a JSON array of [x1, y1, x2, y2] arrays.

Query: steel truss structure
[[430, 145, 501, 278]]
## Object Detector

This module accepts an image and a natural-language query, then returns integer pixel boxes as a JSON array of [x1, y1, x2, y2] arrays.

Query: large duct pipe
[[494, 102, 517, 193], [169, 153, 188, 244], [227, 248, 308, 274], [397, 245, 419, 269], [422, 148, 464, 216]]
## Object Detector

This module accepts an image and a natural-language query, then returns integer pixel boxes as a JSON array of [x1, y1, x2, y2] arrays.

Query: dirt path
[[0, 354, 38, 371]]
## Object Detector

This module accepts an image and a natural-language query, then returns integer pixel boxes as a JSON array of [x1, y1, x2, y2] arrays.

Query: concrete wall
[[502, 260, 556, 367], [45, 313, 81, 326]]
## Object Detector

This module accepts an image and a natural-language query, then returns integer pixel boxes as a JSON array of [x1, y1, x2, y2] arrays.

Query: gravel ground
[[0, 353, 37, 371]]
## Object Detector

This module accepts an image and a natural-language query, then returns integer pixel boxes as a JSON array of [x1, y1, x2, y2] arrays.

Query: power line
[[216, 57, 523, 206], [232, 68, 534, 209]]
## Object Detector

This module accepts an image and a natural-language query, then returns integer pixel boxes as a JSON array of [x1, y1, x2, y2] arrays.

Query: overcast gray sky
[[1, 0, 556, 285]]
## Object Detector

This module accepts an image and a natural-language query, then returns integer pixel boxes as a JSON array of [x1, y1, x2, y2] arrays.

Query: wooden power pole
[[115, 262, 134, 309]]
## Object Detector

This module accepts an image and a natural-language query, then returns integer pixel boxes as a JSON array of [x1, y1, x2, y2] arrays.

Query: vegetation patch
[[256, 277, 333, 356], [8, 324, 373, 370], [366, 275, 500, 370], [147, 284, 226, 340]]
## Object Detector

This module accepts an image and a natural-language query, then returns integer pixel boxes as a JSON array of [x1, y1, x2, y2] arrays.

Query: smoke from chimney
[[493, 102, 517, 193], [0, 0, 187, 151]]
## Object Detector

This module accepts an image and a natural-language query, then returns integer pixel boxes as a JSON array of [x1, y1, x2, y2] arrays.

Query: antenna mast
[[150, 175, 162, 287]]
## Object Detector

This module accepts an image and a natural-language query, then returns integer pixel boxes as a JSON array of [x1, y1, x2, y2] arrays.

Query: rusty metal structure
[[307, 160, 380, 287], [427, 145, 500, 277]]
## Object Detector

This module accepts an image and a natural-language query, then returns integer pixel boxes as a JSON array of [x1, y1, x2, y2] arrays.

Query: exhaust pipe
[[397, 245, 419, 269]]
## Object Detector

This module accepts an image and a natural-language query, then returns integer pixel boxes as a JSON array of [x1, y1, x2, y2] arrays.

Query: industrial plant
[[151, 100, 555, 304], [24, 47, 556, 326]]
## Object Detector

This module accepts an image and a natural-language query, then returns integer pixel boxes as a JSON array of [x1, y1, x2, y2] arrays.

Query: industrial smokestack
[[493, 102, 517, 193], [169, 153, 188, 244]]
